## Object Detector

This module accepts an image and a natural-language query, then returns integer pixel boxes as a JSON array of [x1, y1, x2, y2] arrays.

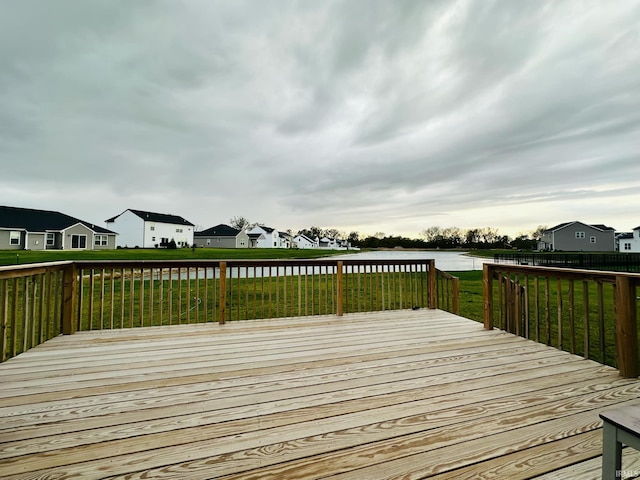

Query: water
[[150, 250, 487, 280], [335, 250, 488, 271]]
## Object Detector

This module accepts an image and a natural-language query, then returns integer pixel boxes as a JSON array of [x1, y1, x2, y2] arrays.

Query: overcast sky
[[1, 0, 639, 238]]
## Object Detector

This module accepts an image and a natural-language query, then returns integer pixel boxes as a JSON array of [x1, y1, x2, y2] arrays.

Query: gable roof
[[0, 206, 116, 234], [295, 234, 316, 243], [195, 224, 241, 237], [546, 221, 615, 233], [106, 209, 194, 226]]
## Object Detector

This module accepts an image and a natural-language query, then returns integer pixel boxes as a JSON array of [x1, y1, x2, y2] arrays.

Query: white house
[[618, 226, 640, 252], [319, 237, 338, 249], [294, 234, 318, 249], [247, 225, 281, 248], [105, 209, 194, 248]]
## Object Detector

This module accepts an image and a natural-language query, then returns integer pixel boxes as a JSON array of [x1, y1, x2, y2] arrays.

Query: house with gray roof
[[0, 205, 117, 250], [193, 224, 249, 248], [537, 221, 616, 252], [105, 209, 194, 248], [294, 233, 318, 249]]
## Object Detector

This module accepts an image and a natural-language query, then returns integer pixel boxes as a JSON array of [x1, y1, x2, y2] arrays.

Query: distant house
[[319, 237, 338, 249], [319, 236, 354, 250], [278, 231, 293, 249], [537, 221, 616, 252], [105, 209, 194, 248], [294, 234, 318, 249], [0, 205, 117, 250], [617, 226, 640, 253], [247, 225, 281, 248], [194, 224, 249, 248]]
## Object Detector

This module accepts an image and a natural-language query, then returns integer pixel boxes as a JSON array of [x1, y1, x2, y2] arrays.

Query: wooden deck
[[1, 310, 640, 479]]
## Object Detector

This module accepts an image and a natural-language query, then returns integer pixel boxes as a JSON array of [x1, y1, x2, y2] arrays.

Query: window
[[590, 236, 596, 244], [176, 228, 183, 233], [624, 243, 631, 250], [150, 226, 155, 231], [94, 235, 108, 246], [151, 236, 156, 242], [46, 233, 55, 246], [575, 232, 585, 238], [71, 235, 87, 249], [9, 231, 20, 245]]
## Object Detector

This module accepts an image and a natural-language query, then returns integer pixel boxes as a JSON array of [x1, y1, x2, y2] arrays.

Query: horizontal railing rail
[[494, 252, 640, 273], [0, 258, 454, 362], [483, 263, 640, 377]]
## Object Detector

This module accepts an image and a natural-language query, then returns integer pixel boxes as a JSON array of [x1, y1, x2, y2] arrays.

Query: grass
[[0, 247, 347, 267]]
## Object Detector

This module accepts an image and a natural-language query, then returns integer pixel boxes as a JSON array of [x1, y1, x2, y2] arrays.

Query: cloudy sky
[[1, 0, 639, 238]]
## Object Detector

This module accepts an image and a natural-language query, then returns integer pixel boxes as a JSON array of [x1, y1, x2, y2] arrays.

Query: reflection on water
[[334, 250, 487, 271]]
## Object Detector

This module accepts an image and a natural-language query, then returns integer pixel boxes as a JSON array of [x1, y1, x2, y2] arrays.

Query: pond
[[335, 250, 488, 271]]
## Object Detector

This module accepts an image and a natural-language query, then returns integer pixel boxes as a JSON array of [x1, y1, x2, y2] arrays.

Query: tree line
[[229, 216, 546, 250]]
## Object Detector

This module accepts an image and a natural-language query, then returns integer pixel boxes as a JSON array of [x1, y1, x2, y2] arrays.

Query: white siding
[[247, 226, 279, 248], [149, 222, 193, 248], [108, 210, 145, 248], [623, 228, 640, 252]]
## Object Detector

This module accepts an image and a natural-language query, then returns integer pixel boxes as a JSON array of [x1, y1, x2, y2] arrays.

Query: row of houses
[[0, 206, 353, 251], [2, 206, 639, 253]]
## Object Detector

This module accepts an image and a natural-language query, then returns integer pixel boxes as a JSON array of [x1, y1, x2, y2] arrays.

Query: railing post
[[62, 264, 77, 335], [483, 264, 494, 330], [336, 261, 343, 316], [615, 276, 637, 378], [218, 262, 226, 325], [452, 277, 460, 315], [427, 260, 436, 309]]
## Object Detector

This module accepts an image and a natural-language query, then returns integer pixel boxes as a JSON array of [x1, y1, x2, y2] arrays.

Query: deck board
[[0, 309, 637, 479]]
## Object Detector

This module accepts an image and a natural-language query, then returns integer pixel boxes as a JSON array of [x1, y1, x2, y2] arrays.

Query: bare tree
[[229, 216, 251, 231], [531, 225, 548, 240], [419, 226, 443, 243]]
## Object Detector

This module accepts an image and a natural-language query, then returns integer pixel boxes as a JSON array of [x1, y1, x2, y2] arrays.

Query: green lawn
[[0, 247, 347, 267]]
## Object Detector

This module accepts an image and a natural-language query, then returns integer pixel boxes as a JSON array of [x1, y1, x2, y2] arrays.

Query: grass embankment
[[0, 248, 346, 267]]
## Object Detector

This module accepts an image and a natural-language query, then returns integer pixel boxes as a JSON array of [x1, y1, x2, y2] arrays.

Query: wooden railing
[[0, 261, 69, 363], [0, 258, 451, 362], [483, 263, 640, 378], [436, 269, 460, 315]]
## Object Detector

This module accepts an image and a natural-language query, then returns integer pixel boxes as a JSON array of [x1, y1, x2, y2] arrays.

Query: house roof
[[617, 232, 633, 239], [195, 224, 241, 237], [0, 206, 116, 234], [106, 209, 194, 226], [545, 221, 615, 233], [295, 234, 316, 243]]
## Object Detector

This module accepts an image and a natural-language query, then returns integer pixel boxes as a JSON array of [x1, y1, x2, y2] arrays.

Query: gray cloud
[[1, 0, 639, 237]]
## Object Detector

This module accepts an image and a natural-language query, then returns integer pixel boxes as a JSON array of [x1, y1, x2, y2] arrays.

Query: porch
[[2, 309, 640, 479]]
